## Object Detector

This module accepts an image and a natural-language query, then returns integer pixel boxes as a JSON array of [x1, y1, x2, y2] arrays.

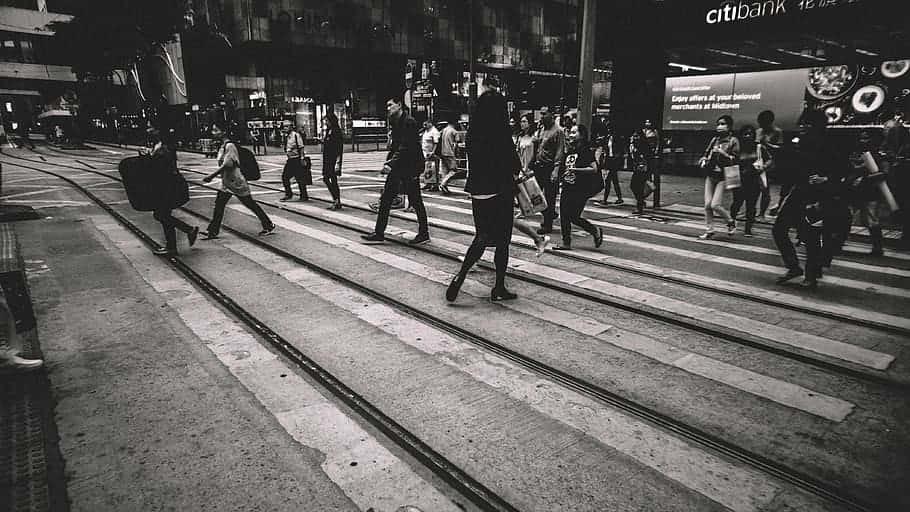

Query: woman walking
[[142, 126, 199, 255], [555, 125, 604, 250], [322, 111, 344, 210], [698, 115, 739, 239], [729, 125, 769, 237], [446, 89, 521, 302], [512, 113, 550, 255], [201, 121, 276, 238]]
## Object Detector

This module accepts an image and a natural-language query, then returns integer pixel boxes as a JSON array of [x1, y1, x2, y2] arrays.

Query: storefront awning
[[37, 109, 73, 119], [0, 89, 41, 97]]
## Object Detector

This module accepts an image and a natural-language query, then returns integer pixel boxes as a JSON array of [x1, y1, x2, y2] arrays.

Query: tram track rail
[[4, 150, 907, 389], [1, 157, 519, 512], [0, 154, 886, 512], [34, 144, 910, 337]]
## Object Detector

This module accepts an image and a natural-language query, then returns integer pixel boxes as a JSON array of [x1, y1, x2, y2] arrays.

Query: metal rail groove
[[3, 157, 877, 512], [7, 160, 519, 512], [4, 151, 905, 389], [35, 145, 909, 335]]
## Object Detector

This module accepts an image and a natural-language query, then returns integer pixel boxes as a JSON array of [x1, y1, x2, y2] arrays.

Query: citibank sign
[[705, 0, 860, 25]]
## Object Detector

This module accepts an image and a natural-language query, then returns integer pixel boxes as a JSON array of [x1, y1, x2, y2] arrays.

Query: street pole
[[558, 0, 571, 116], [468, 0, 476, 114], [576, 0, 596, 130]]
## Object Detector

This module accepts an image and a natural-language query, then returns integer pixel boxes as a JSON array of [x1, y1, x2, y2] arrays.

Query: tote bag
[[723, 165, 742, 190], [515, 174, 548, 216]]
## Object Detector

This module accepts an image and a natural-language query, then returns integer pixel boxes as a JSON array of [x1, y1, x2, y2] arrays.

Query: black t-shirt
[[562, 148, 596, 186]]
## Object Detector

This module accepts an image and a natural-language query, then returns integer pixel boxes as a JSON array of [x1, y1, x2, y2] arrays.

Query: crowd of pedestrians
[[120, 90, 907, 307]]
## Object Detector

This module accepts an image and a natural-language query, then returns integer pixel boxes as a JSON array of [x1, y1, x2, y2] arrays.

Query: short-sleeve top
[[562, 147, 597, 187], [514, 134, 536, 173], [216, 141, 251, 196]]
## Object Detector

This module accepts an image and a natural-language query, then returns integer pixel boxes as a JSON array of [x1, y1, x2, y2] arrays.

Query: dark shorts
[[472, 194, 514, 247], [707, 171, 725, 185]]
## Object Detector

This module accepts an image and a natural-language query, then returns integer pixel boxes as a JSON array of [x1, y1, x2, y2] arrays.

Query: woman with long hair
[[555, 124, 604, 250], [322, 111, 344, 210], [698, 115, 739, 239], [201, 121, 275, 238], [446, 89, 521, 302], [511, 113, 550, 255]]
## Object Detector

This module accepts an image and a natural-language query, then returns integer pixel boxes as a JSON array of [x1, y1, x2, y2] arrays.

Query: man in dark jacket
[[362, 97, 430, 245]]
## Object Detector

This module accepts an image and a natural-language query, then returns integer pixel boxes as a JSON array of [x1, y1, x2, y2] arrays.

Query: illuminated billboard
[[663, 59, 910, 131]]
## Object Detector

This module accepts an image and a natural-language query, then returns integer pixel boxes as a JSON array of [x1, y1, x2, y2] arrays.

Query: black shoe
[[153, 247, 176, 256], [446, 272, 466, 302], [870, 247, 884, 257], [279, 195, 293, 202], [776, 268, 804, 284], [327, 202, 342, 210], [298, 195, 310, 202], [801, 277, 818, 290], [187, 226, 199, 247], [537, 224, 552, 235], [491, 287, 518, 301], [201, 230, 219, 240], [361, 232, 385, 244], [409, 233, 430, 245], [593, 227, 604, 249]]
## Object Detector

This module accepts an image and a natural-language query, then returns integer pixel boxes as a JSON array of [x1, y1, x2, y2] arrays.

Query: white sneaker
[[0, 349, 44, 374], [698, 231, 715, 240], [535, 235, 550, 257]]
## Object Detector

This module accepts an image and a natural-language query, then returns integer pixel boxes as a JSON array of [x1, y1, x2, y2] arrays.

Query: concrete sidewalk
[[7, 205, 361, 511]]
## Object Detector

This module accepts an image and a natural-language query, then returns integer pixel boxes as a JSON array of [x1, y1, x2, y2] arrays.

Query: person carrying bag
[[698, 115, 740, 239], [136, 126, 198, 255]]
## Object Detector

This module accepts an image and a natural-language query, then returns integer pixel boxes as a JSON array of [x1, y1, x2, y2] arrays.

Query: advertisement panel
[[664, 58, 910, 131]]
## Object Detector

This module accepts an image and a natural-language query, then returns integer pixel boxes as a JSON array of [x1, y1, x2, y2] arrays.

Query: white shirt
[[421, 126, 440, 157]]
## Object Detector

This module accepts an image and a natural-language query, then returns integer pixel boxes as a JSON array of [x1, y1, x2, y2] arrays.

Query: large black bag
[[237, 146, 261, 181], [118, 156, 189, 212]]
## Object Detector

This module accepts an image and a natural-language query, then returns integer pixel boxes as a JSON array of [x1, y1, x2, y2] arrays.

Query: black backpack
[[237, 145, 261, 181]]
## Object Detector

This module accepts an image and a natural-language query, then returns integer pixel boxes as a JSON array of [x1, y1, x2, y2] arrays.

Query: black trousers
[[153, 208, 193, 250], [603, 168, 623, 201], [731, 176, 761, 228], [206, 191, 272, 236], [773, 190, 825, 276], [374, 173, 428, 236], [559, 189, 598, 244], [534, 164, 560, 225], [630, 172, 650, 210], [457, 194, 513, 290], [282, 158, 307, 198]]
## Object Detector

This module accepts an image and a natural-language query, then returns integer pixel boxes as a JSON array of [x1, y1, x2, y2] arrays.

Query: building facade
[[180, 0, 583, 140]]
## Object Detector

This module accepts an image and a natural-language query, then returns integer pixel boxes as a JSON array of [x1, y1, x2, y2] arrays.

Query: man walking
[[361, 97, 430, 245], [437, 113, 461, 194], [534, 112, 566, 234], [280, 121, 310, 201]]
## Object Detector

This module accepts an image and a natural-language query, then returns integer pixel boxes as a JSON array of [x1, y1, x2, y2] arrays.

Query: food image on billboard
[[664, 58, 910, 131]]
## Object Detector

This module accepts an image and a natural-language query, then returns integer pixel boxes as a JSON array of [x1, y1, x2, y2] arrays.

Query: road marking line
[[228, 204, 858, 421], [218, 235, 836, 512], [370, 193, 910, 299], [89, 216, 463, 512], [1, 187, 65, 199], [259, 202, 896, 370], [351, 194, 910, 331]]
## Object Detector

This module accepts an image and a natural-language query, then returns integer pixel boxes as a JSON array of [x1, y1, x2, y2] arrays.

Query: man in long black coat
[[362, 97, 430, 245]]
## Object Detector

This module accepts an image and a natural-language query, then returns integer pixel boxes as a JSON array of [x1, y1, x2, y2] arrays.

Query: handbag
[[515, 174, 548, 216], [723, 165, 742, 189]]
